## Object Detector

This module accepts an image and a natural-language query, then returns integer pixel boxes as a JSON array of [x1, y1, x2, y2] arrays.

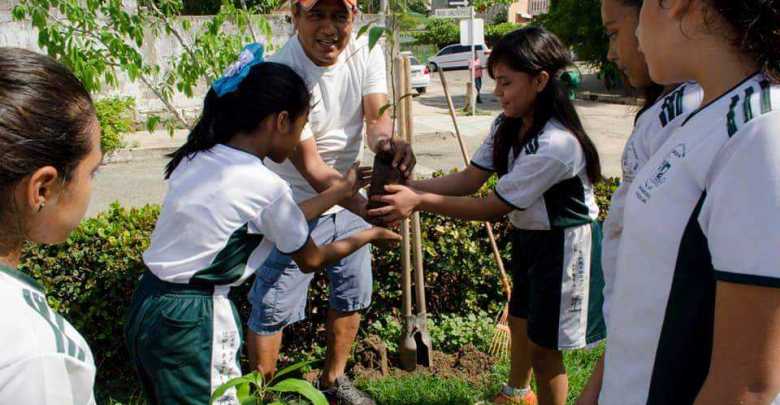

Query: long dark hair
[[0, 47, 96, 222], [702, 0, 780, 82], [488, 27, 602, 183], [165, 62, 311, 178]]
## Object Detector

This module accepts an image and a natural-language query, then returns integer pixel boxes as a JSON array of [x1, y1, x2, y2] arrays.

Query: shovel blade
[[414, 313, 433, 367], [400, 316, 418, 371]]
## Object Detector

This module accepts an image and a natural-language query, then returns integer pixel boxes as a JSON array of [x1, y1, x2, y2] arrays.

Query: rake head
[[488, 304, 511, 359]]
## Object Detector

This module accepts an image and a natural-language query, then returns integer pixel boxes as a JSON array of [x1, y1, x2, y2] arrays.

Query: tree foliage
[[533, 0, 609, 69], [12, 0, 272, 131]]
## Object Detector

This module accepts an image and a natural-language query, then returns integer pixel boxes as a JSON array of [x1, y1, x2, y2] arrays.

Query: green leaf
[[368, 26, 385, 51], [267, 379, 328, 405], [210, 375, 253, 404], [378, 102, 393, 119], [271, 359, 320, 383], [356, 19, 376, 39], [145, 116, 161, 133]]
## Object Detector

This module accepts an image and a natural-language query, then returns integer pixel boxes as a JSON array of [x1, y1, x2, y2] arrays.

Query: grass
[[100, 344, 604, 405], [355, 343, 604, 405]]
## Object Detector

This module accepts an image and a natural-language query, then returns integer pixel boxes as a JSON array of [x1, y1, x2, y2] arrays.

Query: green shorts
[[509, 222, 606, 351], [125, 272, 243, 405]]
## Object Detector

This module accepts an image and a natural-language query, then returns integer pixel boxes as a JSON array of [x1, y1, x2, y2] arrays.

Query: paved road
[[88, 70, 636, 217]]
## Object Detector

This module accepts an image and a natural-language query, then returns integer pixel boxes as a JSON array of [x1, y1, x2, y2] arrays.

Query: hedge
[[19, 177, 618, 388]]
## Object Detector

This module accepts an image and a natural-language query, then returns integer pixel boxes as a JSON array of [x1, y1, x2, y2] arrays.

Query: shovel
[[411, 210, 432, 367]]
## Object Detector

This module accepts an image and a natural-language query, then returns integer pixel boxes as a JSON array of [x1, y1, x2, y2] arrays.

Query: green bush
[[413, 19, 459, 49], [20, 203, 158, 383], [95, 97, 136, 155], [367, 312, 494, 354], [485, 23, 522, 47], [19, 178, 617, 389]]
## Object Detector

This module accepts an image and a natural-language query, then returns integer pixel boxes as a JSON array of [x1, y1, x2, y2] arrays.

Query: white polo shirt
[[471, 116, 599, 229], [143, 144, 310, 285], [601, 82, 703, 324], [0, 265, 96, 404], [265, 34, 388, 213], [601, 73, 780, 404]]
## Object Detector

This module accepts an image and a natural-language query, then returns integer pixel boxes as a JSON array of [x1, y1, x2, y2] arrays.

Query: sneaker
[[491, 385, 537, 405], [320, 375, 376, 405]]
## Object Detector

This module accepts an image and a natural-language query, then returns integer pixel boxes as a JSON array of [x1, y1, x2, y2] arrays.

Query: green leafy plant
[[12, 0, 272, 133], [210, 361, 327, 405], [94, 97, 136, 154]]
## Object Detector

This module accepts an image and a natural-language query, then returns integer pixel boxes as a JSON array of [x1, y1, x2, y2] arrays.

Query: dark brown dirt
[[347, 336, 496, 384]]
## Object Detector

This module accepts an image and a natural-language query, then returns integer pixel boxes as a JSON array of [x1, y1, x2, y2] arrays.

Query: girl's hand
[[367, 184, 421, 224], [367, 226, 402, 249], [340, 163, 373, 198]]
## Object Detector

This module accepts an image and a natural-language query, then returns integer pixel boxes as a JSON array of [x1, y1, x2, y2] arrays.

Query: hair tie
[[212, 43, 265, 97]]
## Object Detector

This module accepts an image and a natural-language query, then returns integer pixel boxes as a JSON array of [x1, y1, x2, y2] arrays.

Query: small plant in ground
[[95, 97, 136, 155], [210, 360, 327, 405]]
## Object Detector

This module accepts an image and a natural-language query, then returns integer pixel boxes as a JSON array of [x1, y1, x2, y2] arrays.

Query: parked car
[[427, 44, 491, 72], [409, 56, 431, 94]]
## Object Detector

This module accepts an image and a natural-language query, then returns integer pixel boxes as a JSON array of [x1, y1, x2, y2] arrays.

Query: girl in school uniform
[[369, 27, 605, 405], [598, 0, 780, 404], [0, 48, 103, 404], [124, 44, 399, 405], [577, 1, 704, 402]]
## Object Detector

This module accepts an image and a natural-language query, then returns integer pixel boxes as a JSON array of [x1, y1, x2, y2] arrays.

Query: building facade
[[508, 0, 550, 23]]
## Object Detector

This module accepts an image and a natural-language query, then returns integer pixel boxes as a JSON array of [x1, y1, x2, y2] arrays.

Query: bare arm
[[292, 227, 400, 273], [297, 163, 371, 221], [290, 138, 369, 217], [363, 93, 416, 177], [368, 184, 514, 224], [694, 282, 780, 405], [409, 164, 493, 196]]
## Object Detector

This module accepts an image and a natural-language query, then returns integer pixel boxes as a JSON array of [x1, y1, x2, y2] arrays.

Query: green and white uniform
[[125, 144, 310, 405], [601, 73, 780, 404], [471, 117, 606, 350], [0, 265, 96, 404], [601, 82, 703, 325]]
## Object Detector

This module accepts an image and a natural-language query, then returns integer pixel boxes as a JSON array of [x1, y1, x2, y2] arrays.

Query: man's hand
[[376, 137, 416, 178]]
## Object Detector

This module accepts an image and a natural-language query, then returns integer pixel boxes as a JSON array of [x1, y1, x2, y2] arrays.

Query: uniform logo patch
[[636, 144, 687, 203]]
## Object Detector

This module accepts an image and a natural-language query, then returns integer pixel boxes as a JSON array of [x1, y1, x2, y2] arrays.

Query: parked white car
[[427, 44, 491, 72], [409, 56, 431, 94]]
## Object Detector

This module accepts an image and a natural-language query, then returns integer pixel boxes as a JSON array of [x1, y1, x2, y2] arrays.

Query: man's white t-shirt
[[265, 34, 388, 213], [0, 266, 96, 404]]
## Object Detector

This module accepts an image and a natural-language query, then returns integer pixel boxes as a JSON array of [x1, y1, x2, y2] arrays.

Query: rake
[[436, 68, 513, 358]]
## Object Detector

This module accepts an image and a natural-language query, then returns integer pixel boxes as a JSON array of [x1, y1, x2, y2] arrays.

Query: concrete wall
[[0, 1, 381, 120]]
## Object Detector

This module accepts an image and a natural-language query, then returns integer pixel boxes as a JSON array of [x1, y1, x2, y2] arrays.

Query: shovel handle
[[438, 68, 512, 301]]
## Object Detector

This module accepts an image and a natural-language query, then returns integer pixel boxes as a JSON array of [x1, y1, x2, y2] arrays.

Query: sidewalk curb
[[105, 132, 462, 165], [104, 146, 179, 165], [577, 92, 642, 106]]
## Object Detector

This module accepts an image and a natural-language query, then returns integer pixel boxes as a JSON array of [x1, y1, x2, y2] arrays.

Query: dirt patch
[[348, 335, 497, 384]]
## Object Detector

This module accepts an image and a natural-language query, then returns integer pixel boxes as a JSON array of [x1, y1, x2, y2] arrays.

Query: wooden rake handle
[[437, 68, 512, 300]]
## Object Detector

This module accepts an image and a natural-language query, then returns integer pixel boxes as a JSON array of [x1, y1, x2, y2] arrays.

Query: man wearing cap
[[246, 0, 414, 404]]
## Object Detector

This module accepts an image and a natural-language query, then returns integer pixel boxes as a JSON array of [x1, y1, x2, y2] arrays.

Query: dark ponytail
[[488, 27, 602, 183], [0, 47, 96, 225], [704, 0, 780, 81], [165, 61, 311, 178]]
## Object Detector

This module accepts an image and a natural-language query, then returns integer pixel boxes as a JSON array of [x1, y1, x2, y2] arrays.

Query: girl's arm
[[693, 282, 780, 405], [297, 163, 371, 221], [292, 227, 400, 273], [368, 184, 514, 224], [408, 164, 493, 196]]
